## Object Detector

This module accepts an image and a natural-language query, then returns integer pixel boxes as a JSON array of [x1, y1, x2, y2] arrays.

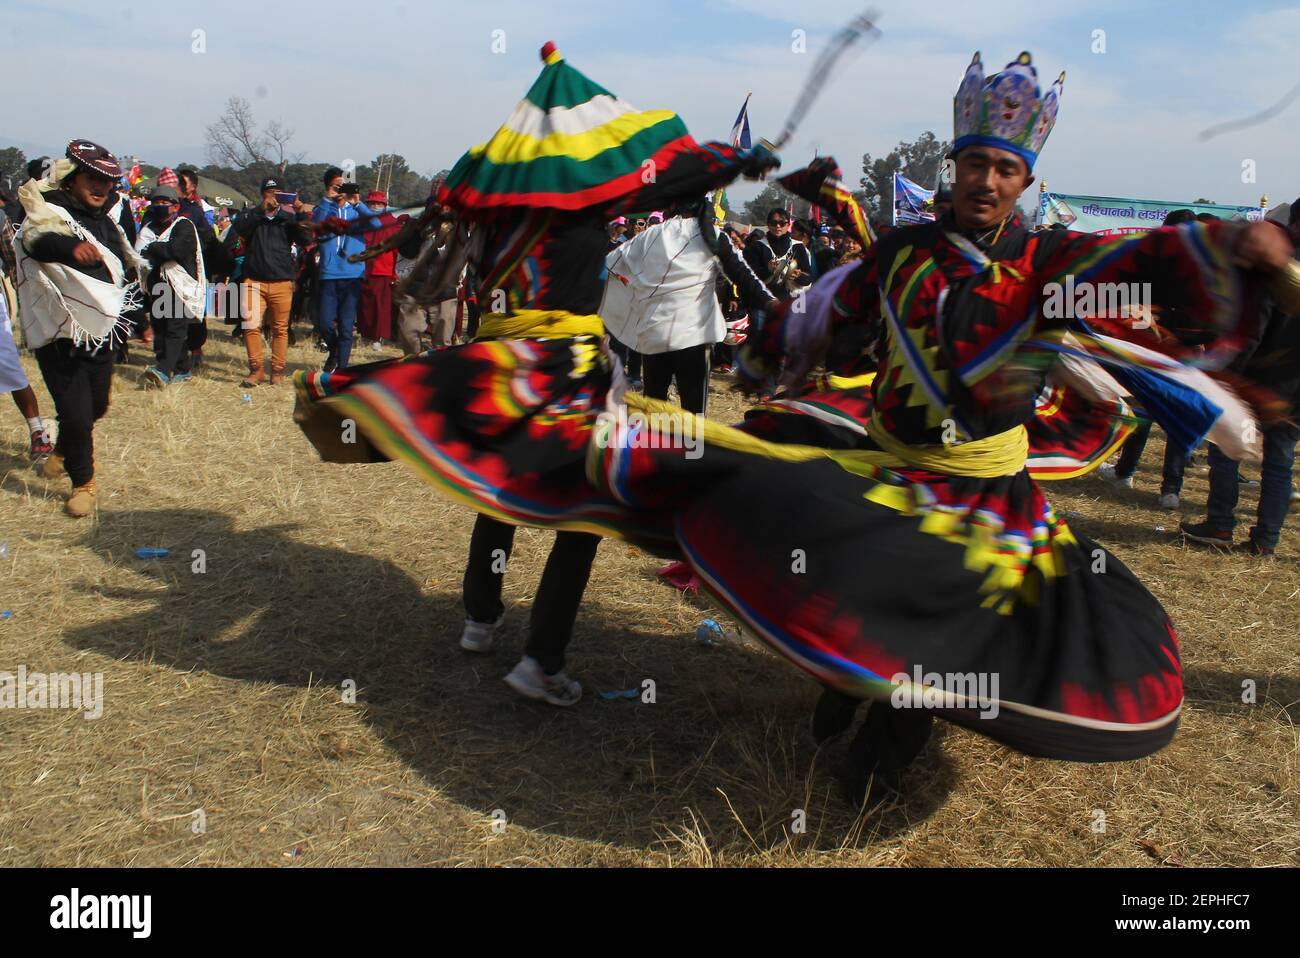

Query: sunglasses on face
[[769, 219, 788, 227]]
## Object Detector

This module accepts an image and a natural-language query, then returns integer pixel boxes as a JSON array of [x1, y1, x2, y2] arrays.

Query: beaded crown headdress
[[953, 51, 1064, 171]]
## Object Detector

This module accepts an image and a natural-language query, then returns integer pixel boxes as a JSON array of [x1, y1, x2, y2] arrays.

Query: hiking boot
[[65, 479, 98, 518], [1158, 493, 1180, 510], [37, 453, 66, 480], [241, 367, 266, 387], [142, 366, 170, 388], [1097, 464, 1134, 489], [29, 430, 53, 461], [170, 371, 194, 384], [503, 656, 582, 707], [1236, 539, 1275, 558], [1180, 520, 1232, 548], [459, 612, 505, 653]]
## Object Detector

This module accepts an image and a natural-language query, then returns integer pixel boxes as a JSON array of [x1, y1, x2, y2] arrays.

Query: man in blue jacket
[[312, 167, 383, 371]]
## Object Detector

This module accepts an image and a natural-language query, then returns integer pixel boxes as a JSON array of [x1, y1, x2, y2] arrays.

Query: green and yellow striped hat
[[439, 42, 697, 212]]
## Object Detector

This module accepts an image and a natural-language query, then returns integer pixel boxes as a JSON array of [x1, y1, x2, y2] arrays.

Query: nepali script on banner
[[1038, 192, 1266, 235], [893, 173, 935, 225]]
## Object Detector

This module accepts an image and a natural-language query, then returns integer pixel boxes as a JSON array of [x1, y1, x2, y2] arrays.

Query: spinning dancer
[[588, 51, 1294, 799], [295, 43, 777, 705]]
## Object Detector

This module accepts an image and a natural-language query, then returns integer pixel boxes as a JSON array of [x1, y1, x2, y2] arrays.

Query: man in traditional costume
[[587, 51, 1294, 800], [16, 140, 143, 518], [295, 43, 777, 705]]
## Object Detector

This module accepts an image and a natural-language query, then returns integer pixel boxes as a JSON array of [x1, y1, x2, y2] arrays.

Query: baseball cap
[[260, 177, 282, 193]]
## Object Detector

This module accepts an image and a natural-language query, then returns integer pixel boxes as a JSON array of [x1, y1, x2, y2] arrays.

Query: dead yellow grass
[[0, 328, 1295, 867]]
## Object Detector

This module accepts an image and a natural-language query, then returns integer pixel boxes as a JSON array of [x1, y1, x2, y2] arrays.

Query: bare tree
[[206, 97, 304, 172], [264, 119, 304, 171], [205, 96, 268, 168]]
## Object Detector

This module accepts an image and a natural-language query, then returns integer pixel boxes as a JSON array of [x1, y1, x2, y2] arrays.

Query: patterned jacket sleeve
[[1035, 220, 1283, 367], [610, 142, 750, 215], [778, 157, 875, 252]]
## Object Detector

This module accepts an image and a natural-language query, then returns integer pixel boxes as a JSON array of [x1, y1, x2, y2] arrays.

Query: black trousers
[[609, 335, 642, 380], [150, 295, 193, 376], [643, 343, 711, 414], [188, 318, 208, 353], [34, 340, 114, 487], [1114, 421, 1187, 494], [462, 514, 600, 673]]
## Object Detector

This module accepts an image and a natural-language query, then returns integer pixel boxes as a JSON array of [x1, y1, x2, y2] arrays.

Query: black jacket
[[140, 213, 201, 289], [233, 207, 311, 282], [25, 189, 131, 285], [743, 232, 812, 290]]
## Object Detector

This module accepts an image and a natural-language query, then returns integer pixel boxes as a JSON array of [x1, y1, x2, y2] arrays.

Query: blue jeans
[[1206, 423, 1299, 548], [1115, 421, 1187, 495], [317, 278, 361, 369]]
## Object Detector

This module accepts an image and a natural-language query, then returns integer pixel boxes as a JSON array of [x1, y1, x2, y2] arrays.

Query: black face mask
[[147, 206, 174, 225]]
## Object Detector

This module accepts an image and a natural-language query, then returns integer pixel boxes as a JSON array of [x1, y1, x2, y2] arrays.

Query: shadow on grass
[[1182, 667, 1300, 725], [58, 506, 953, 857]]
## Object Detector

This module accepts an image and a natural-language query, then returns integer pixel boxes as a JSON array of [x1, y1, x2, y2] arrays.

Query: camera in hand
[[340, 183, 361, 196]]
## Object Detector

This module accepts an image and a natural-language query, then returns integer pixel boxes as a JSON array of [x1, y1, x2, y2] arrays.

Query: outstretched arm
[[611, 141, 780, 216], [1036, 219, 1293, 367], [778, 157, 875, 252]]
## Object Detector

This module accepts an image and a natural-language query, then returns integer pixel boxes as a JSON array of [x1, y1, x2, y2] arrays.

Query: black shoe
[[1236, 539, 1275, 557], [811, 688, 860, 744], [847, 703, 934, 775], [1179, 520, 1232, 548], [847, 767, 906, 810], [323, 357, 337, 373]]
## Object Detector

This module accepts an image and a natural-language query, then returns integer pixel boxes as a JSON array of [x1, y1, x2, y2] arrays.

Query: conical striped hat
[[439, 42, 696, 212]]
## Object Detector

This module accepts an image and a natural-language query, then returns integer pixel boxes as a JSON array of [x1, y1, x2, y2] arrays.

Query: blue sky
[[3, 0, 1298, 210]]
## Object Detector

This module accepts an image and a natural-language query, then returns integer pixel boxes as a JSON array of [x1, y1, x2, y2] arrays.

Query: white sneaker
[[459, 613, 504, 653], [1097, 464, 1134, 489], [1159, 493, 1180, 510], [503, 656, 582, 707]]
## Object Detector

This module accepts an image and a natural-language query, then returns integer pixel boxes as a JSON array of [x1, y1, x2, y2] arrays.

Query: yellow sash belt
[[617, 394, 1029, 479], [473, 309, 604, 341]]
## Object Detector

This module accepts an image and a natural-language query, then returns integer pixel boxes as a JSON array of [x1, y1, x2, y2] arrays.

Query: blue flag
[[730, 94, 752, 149]]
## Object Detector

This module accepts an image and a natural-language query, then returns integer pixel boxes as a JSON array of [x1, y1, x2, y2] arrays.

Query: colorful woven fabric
[[439, 42, 698, 212], [582, 162, 1275, 763]]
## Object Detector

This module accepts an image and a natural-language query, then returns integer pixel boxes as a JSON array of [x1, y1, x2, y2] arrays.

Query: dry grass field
[[0, 328, 1296, 867]]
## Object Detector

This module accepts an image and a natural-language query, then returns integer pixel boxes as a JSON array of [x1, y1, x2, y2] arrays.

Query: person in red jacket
[[356, 191, 403, 347]]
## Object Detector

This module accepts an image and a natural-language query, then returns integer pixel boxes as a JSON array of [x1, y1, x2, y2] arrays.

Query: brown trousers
[[241, 280, 294, 373]]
